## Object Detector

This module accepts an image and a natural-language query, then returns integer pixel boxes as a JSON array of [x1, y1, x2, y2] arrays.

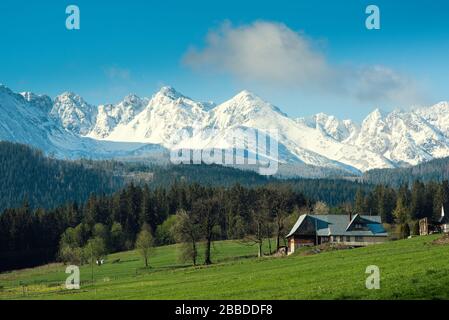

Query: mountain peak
[[51, 92, 96, 136], [3, 83, 449, 174], [21, 91, 51, 101], [233, 90, 259, 100], [155, 86, 184, 100], [0, 84, 15, 96], [367, 108, 387, 119], [430, 101, 449, 110], [55, 91, 85, 102], [59, 91, 76, 97], [20, 91, 36, 100], [123, 93, 143, 105], [20, 92, 53, 112]]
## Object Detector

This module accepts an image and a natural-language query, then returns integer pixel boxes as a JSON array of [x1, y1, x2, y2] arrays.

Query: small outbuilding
[[439, 206, 449, 234], [286, 214, 388, 255], [419, 206, 449, 235]]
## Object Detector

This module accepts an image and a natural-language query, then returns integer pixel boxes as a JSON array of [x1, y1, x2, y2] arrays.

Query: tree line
[[0, 141, 122, 212], [0, 182, 308, 271], [2, 178, 449, 271], [0, 141, 372, 213], [352, 180, 449, 238], [363, 156, 449, 187]]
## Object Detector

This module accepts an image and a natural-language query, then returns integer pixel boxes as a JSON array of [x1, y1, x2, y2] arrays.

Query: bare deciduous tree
[[135, 223, 154, 268]]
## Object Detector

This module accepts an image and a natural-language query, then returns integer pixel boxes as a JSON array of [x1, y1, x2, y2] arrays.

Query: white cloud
[[350, 65, 421, 105], [184, 21, 333, 87], [183, 21, 424, 106]]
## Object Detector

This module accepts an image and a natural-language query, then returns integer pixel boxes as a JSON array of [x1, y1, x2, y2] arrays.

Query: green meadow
[[1, 235, 449, 300]]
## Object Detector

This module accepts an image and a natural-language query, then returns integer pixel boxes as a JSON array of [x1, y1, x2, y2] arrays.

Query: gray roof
[[286, 214, 388, 238], [439, 215, 449, 224]]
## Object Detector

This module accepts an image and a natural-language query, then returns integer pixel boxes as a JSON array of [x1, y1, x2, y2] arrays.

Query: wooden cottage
[[286, 214, 388, 255]]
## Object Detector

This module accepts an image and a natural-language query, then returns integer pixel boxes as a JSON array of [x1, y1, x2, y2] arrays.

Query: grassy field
[[1, 235, 449, 300]]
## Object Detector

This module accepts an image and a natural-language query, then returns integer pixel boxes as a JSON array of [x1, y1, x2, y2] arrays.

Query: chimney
[[349, 212, 353, 222]]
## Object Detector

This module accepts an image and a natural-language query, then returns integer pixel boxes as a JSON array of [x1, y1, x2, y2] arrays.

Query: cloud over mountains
[[184, 21, 423, 107]]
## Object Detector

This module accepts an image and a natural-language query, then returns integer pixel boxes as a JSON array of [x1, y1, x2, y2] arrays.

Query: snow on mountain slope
[[51, 92, 98, 135], [20, 92, 53, 113], [171, 90, 392, 172], [415, 102, 449, 137], [0, 85, 61, 152], [122, 89, 390, 172], [2, 83, 449, 175], [296, 113, 359, 142], [104, 86, 210, 145], [88, 94, 149, 139], [347, 108, 449, 166], [0, 85, 168, 160]]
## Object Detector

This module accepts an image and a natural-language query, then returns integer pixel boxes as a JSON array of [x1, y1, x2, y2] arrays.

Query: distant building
[[286, 214, 388, 255], [439, 206, 449, 234], [419, 206, 449, 235], [419, 217, 432, 236]]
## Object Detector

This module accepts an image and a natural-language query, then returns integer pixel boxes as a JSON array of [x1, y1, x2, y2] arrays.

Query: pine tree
[[410, 181, 426, 219], [393, 190, 409, 224], [354, 189, 365, 214], [399, 223, 410, 239]]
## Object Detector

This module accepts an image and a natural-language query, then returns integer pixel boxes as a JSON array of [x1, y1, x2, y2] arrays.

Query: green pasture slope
[[1, 235, 449, 300]]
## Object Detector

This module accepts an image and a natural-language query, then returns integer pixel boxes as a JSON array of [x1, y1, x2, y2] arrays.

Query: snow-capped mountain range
[[1, 83, 449, 176]]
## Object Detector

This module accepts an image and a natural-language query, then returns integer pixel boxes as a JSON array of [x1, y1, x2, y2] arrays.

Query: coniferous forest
[[363, 156, 449, 187], [0, 141, 371, 210], [0, 182, 308, 271], [0, 142, 122, 212], [2, 142, 449, 272]]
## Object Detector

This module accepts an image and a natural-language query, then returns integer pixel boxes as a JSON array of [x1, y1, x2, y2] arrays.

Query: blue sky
[[1, 0, 449, 121]]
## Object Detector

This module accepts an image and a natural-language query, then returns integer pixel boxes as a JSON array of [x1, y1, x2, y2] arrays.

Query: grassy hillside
[[1, 235, 449, 300]]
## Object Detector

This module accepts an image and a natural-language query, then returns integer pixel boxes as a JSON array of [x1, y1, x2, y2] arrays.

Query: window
[[355, 236, 364, 242], [346, 236, 351, 242], [339, 236, 344, 242]]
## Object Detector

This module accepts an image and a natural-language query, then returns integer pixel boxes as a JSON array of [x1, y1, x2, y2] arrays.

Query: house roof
[[286, 214, 388, 238], [436, 206, 449, 224]]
